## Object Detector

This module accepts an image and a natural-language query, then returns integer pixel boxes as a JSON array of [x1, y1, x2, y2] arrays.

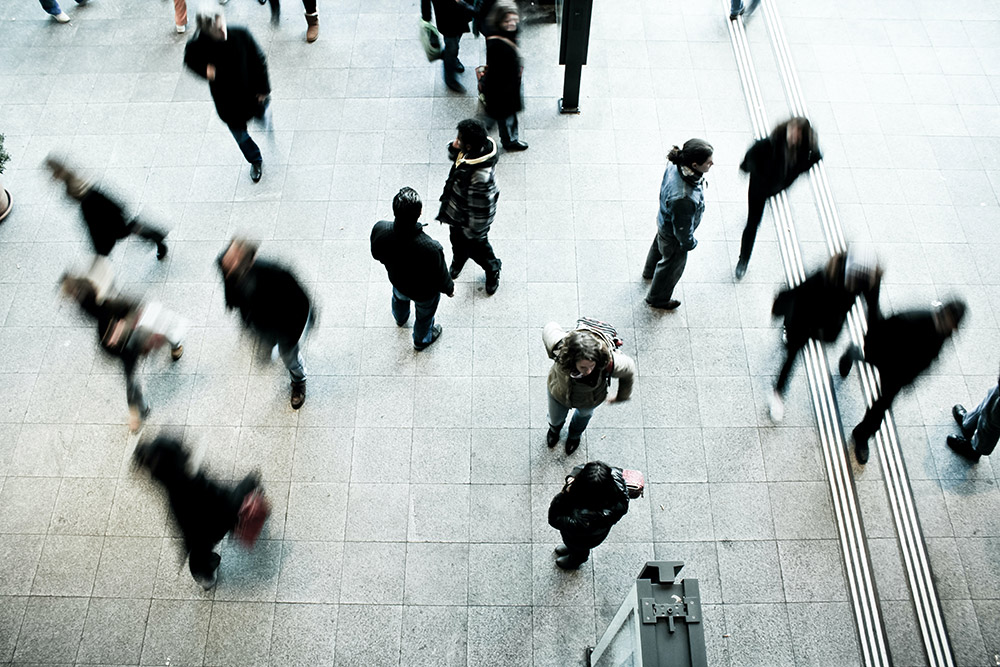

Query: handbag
[[475, 66, 488, 107], [621, 469, 645, 499], [420, 19, 444, 61], [233, 489, 271, 547]]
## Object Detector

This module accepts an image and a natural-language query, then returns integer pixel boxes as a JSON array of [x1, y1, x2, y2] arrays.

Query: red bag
[[233, 489, 271, 547], [622, 469, 645, 499]]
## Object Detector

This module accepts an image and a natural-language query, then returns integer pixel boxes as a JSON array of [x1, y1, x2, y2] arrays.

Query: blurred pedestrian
[[481, 1, 527, 151], [61, 274, 185, 432], [184, 8, 272, 183], [421, 0, 476, 92], [643, 139, 714, 311], [548, 461, 630, 570], [841, 300, 966, 464], [729, 0, 759, 20], [949, 368, 1000, 463], [371, 187, 455, 350], [543, 319, 635, 455], [736, 117, 821, 280], [217, 238, 313, 409], [46, 157, 169, 267], [242, 0, 320, 42], [133, 435, 268, 590], [437, 119, 502, 295], [768, 247, 881, 422], [38, 0, 87, 23]]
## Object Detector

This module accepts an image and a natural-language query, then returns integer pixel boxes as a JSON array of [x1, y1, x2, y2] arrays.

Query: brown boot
[[305, 13, 319, 43]]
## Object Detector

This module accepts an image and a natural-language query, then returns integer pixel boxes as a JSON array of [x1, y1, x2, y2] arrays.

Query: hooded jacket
[[543, 322, 636, 409], [184, 26, 270, 126], [218, 257, 311, 346], [371, 219, 455, 301], [657, 164, 705, 252], [548, 469, 630, 549], [437, 138, 500, 240]]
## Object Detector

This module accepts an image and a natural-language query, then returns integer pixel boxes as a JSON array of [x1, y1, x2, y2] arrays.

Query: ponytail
[[667, 138, 714, 167]]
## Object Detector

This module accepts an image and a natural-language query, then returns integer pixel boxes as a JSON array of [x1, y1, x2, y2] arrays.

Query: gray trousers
[[963, 384, 1000, 456], [643, 232, 688, 305]]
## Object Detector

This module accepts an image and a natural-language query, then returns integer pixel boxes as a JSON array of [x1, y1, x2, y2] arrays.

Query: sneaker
[[171, 344, 184, 361], [735, 259, 748, 280], [250, 162, 263, 183], [485, 269, 500, 295], [176, 23, 186, 33], [946, 435, 981, 463], [546, 427, 559, 448], [54, 11, 70, 22], [768, 391, 785, 423], [414, 324, 443, 351], [290, 380, 306, 410]]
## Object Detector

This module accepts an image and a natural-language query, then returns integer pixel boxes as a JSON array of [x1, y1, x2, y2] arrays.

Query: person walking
[[244, 0, 320, 42], [642, 139, 714, 311], [437, 119, 502, 295], [133, 435, 268, 590], [184, 8, 272, 183], [371, 187, 455, 350], [768, 248, 881, 422], [481, 1, 527, 151], [735, 117, 821, 280], [421, 0, 476, 92], [61, 274, 185, 432], [548, 461, 630, 570], [840, 300, 966, 464], [949, 368, 1000, 463], [543, 319, 635, 455], [217, 238, 313, 409], [729, 0, 759, 20], [38, 0, 87, 23]]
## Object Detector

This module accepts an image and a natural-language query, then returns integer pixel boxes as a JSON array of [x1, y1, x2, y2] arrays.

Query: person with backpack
[[480, 1, 527, 151], [437, 118, 503, 295], [548, 461, 630, 570], [543, 319, 636, 455]]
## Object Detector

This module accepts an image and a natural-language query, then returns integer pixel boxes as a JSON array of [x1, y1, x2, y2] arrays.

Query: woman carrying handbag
[[480, 1, 527, 151]]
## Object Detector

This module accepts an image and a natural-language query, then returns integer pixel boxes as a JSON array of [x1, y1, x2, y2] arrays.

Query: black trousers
[[739, 180, 771, 265], [449, 226, 501, 275], [127, 219, 167, 249], [187, 475, 260, 582]]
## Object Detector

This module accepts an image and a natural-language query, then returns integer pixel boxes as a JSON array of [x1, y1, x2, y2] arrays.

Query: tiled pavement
[[0, 0, 999, 665]]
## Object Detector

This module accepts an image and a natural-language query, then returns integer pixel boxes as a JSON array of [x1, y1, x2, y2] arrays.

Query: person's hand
[[206, 64, 216, 81], [446, 288, 455, 298], [606, 396, 617, 404], [256, 94, 268, 103]]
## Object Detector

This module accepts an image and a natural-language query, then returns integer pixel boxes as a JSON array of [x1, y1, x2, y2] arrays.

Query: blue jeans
[[730, 0, 743, 14], [392, 288, 440, 346], [963, 384, 1000, 456], [40, 0, 85, 15], [547, 391, 597, 438], [228, 126, 263, 165]]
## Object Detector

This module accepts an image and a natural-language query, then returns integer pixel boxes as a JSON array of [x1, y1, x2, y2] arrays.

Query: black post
[[558, 0, 594, 114]]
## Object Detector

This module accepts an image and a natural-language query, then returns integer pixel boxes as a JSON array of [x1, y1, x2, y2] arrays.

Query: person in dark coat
[[46, 157, 168, 261], [768, 247, 882, 422], [548, 461, 630, 570], [184, 8, 271, 183], [482, 1, 527, 151], [949, 367, 1000, 463], [437, 119, 502, 295], [61, 274, 185, 432], [421, 0, 476, 92], [133, 435, 262, 590], [840, 300, 966, 464], [736, 117, 822, 280], [371, 187, 455, 350], [217, 238, 313, 409]]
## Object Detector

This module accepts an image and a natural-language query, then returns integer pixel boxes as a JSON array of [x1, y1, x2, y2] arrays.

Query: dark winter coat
[[437, 139, 500, 239], [548, 470, 630, 549], [773, 269, 881, 347], [483, 33, 523, 120], [421, 0, 475, 36], [184, 27, 270, 126], [78, 189, 134, 256], [864, 310, 948, 390], [77, 291, 143, 377], [740, 125, 822, 198], [657, 165, 705, 252], [219, 258, 311, 346], [371, 220, 454, 302]]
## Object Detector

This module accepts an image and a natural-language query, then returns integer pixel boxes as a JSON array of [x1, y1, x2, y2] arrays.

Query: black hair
[[568, 461, 622, 509], [457, 118, 488, 153], [666, 138, 714, 168], [392, 187, 422, 223]]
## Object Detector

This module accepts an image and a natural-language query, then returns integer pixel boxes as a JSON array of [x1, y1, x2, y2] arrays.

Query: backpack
[[575, 317, 624, 352]]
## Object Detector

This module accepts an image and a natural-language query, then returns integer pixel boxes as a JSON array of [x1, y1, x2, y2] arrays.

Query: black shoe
[[554, 544, 570, 556], [646, 298, 681, 310], [946, 435, 981, 463], [290, 380, 306, 410], [546, 428, 559, 448], [414, 324, 443, 351], [485, 270, 500, 295], [556, 555, 585, 570], [839, 346, 859, 379], [735, 259, 748, 280], [455, 60, 465, 73], [565, 436, 581, 455], [852, 426, 869, 464], [250, 162, 263, 183], [445, 79, 466, 93], [503, 140, 529, 151], [156, 243, 168, 260], [730, 7, 744, 19], [952, 404, 973, 437], [449, 263, 463, 280], [641, 272, 653, 280]]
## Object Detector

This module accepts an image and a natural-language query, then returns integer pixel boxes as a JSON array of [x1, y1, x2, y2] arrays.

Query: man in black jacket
[[218, 238, 313, 409], [184, 8, 271, 183], [949, 368, 1000, 463], [437, 119, 502, 295], [371, 188, 455, 351], [840, 300, 966, 464], [421, 0, 476, 92]]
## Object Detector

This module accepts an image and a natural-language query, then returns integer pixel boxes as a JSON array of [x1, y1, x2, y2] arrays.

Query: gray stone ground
[[0, 0, 998, 665]]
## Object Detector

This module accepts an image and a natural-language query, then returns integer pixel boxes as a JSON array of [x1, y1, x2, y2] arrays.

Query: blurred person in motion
[[768, 247, 882, 422], [184, 7, 272, 183], [841, 299, 966, 465], [371, 187, 455, 351], [481, 1, 527, 151], [548, 461, 630, 570], [46, 157, 169, 298], [543, 319, 635, 455], [729, 0, 759, 20], [735, 116, 821, 280], [242, 0, 321, 42], [948, 366, 1000, 463], [61, 274, 185, 432], [437, 119, 502, 295], [421, 0, 476, 92], [38, 0, 87, 23], [133, 435, 268, 590], [217, 238, 313, 409], [643, 139, 714, 311]]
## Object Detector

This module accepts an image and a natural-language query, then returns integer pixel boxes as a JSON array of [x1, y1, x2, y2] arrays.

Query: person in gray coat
[[643, 139, 714, 311], [949, 367, 1000, 463]]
